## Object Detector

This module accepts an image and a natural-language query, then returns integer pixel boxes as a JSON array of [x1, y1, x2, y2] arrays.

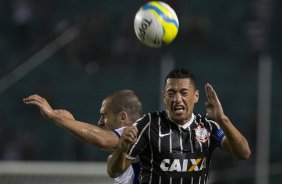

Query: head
[[98, 90, 142, 130], [163, 67, 199, 125]]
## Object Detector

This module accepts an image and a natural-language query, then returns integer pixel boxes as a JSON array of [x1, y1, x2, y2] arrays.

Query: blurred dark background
[[0, 0, 281, 183]]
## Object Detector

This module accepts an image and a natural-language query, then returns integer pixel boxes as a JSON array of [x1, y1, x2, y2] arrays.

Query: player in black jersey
[[107, 67, 251, 184]]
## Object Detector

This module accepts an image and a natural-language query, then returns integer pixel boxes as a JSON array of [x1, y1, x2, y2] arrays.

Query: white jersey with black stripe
[[113, 166, 135, 184], [113, 128, 136, 184]]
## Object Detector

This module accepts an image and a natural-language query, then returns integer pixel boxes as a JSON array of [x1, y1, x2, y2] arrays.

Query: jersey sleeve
[[208, 119, 225, 148], [126, 114, 150, 160], [113, 127, 126, 138]]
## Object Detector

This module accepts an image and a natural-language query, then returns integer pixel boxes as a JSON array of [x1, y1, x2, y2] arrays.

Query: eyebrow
[[166, 87, 190, 91]]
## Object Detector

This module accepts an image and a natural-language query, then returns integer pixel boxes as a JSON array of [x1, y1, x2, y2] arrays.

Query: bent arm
[[107, 126, 137, 178], [205, 84, 251, 160], [218, 115, 251, 160], [107, 147, 132, 178], [23, 94, 118, 150]]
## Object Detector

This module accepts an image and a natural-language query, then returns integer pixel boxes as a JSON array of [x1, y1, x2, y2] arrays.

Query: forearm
[[52, 115, 118, 150], [219, 115, 251, 160], [107, 146, 131, 178]]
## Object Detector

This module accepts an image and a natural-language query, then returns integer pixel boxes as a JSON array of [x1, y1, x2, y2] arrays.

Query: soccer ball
[[134, 1, 179, 48]]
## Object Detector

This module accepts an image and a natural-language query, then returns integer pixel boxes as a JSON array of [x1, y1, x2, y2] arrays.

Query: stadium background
[[0, 0, 281, 183]]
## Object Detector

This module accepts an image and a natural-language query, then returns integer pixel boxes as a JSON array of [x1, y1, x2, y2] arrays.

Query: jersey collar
[[180, 113, 195, 129], [166, 111, 195, 129]]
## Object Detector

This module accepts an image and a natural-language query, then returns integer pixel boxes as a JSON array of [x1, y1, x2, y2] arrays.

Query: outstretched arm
[[23, 94, 118, 150], [107, 126, 137, 178], [205, 83, 251, 160]]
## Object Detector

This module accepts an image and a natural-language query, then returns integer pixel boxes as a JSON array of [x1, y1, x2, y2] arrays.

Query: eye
[[181, 90, 189, 96], [166, 91, 175, 97]]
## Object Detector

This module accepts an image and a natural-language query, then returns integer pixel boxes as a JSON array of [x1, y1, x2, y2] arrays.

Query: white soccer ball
[[134, 1, 179, 48]]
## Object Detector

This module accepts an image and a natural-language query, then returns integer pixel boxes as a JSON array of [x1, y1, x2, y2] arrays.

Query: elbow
[[107, 167, 121, 178], [107, 155, 121, 178], [243, 148, 251, 160], [107, 169, 115, 178], [237, 147, 251, 160]]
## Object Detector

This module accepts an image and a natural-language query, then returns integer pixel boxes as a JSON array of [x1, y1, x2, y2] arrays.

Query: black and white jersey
[[127, 111, 224, 184]]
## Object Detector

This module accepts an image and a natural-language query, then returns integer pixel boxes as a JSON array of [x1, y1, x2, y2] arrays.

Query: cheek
[[104, 118, 112, 127], [185, 97, 194, 105], [109, 117, 118, 127], [164, 98, 172, 106], [104, 117, 108, 123]]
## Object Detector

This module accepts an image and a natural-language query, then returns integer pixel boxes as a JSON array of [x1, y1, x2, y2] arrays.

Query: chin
[[172, 116, 186, 123]]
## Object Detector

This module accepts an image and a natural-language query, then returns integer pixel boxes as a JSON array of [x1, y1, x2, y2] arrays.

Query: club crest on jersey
[[194, 125, 210, 143]]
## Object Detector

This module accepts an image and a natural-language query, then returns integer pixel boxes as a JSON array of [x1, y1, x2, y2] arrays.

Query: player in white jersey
[[113, 127, 137, 184], [24, 90, 141, 184]]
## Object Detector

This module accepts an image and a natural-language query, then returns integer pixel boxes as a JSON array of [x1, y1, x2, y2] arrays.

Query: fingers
[[117, 126, 138, 151], [205, 83, 213, 101], [204, 101, 210, 109], [122, 126, 138, 143], [23, 94, 53, 112], [23, 94, 43, 107], [205, 83, 224, 120], [23, 94, 46, 105], [205, 83, 219, 103]]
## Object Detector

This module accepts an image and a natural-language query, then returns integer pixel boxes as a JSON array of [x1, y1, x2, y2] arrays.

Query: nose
[[173, 92, 182, 103]]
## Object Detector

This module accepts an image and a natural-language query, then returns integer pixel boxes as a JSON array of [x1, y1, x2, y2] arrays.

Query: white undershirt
[[167, 111, 195, 129], [180, 113, 195, 129]]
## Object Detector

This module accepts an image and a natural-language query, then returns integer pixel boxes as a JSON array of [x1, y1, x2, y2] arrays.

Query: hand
[[23, 94, 75, 121], [118, 126, 138, 152], [204, 83, 225, 122], [23, 94, 56, 120]]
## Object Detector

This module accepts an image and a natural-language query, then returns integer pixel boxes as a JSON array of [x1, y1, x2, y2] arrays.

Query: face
[[163, 78, 199, 125], [98, 99, 120, 130]]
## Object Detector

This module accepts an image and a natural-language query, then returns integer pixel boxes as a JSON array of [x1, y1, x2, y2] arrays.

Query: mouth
[[173, 105, 185, 114], [98, 125, 106, 130]]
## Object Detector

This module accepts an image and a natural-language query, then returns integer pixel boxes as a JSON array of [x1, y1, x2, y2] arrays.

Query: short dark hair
[[164, 67, 197, 88], [107, 90, 142, 122]]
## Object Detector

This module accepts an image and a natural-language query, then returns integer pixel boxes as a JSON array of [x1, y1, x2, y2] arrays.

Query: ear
[[194, 90, 199, 103], [119, 111, 129, 127]]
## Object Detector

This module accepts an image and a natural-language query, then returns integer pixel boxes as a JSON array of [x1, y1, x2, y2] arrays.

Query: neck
[[166, 111, 192, 126]]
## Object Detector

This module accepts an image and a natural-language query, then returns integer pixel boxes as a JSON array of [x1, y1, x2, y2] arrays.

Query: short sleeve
[[208, 120, 225, 148], [113, 127, 125, 138]]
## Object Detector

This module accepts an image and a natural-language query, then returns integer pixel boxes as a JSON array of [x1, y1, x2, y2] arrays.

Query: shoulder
[[134, 111, 164, 124], [149, 111, 166, 119], [195, 114, 221, 130], [205, 118, 221, 130], [133, 111, 165, 132]]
